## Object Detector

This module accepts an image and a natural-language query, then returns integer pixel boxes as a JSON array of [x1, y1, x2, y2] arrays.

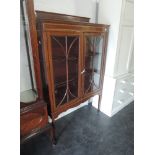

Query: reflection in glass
[[84, 35, 104, 94], [20, 0, 38, 103], [51, 36, 79, 107], [20, 90, 37, 103]]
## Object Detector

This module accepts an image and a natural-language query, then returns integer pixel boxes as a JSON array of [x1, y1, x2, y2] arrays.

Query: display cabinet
[[35, 11, 109, 142]]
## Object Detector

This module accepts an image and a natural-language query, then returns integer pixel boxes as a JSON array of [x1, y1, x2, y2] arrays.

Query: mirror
[[20, 0, 38, 104]]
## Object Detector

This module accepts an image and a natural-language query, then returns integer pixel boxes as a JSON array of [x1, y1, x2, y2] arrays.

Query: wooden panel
[[36, 11, 90, 23], [21, 103, 48, 136], [42, 22, 109, 33], [128, 46, 134, 73]]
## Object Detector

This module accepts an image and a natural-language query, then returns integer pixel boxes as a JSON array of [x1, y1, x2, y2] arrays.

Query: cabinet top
[[36, 11, 90, 23], [36, 11, 110, 29], [38, 21, 109, 34]]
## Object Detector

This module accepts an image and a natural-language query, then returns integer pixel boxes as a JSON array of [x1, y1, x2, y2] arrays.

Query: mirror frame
[[20, 0, 43, 105]]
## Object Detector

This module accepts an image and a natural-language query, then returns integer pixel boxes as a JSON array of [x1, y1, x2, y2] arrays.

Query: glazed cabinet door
[[43, 31, 82, 111], [82, 33, 105, 96]]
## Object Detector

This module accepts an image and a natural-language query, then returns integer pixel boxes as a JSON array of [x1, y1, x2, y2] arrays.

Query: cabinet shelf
[[85, 68, 100, 75], [85, 51, 101, 57], [55, 75, 77, 88], [52, 56, 78, 62]]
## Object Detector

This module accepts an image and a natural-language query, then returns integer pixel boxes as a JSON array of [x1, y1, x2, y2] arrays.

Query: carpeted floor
[[21, 102, 134, 155]]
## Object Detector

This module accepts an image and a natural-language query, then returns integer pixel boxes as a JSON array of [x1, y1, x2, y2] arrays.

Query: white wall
[[34, 0, 76, 15], [98, 0, 123, 77], [114, 0, 134, 77], [34, 0, 96, 22], [72, 0, 96, 23], [98, 0, 134, 78]]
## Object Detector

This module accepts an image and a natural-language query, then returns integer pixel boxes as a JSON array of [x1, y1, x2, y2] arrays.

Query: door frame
[[82, 32, 107, 98], [42, 30, 83, 113]]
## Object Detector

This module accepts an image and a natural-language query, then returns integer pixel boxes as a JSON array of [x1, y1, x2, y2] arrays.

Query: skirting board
[[48, 101, 89, 123], [111, 99, 134, 116]]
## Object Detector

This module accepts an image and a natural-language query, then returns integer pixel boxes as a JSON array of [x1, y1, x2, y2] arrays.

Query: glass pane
[[51, 36, 79, 107], [20, 90, 37, 103], [20, 0, 38, 103], [84, 35, 104, 94]]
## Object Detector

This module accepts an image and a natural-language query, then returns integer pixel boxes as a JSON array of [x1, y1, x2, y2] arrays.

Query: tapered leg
[[88, 98, 92, 106], [51, 121, 56, 145], [46, 122, 56, 145], [47, 127, 53, 144], [48, 117, 56, 145], [98, 94, 102, 111]]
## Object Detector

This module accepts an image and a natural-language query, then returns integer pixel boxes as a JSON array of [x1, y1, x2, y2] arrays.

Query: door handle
[[81, 69, 85, 74]]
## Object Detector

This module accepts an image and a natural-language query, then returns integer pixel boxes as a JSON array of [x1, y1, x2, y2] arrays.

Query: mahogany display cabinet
[[36, 11, 109, 142]]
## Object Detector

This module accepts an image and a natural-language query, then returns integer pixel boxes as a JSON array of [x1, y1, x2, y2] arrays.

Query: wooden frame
[[82, 32, 106, 95], [39, 22, 109, 133], [45, 31, 82, 111]]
